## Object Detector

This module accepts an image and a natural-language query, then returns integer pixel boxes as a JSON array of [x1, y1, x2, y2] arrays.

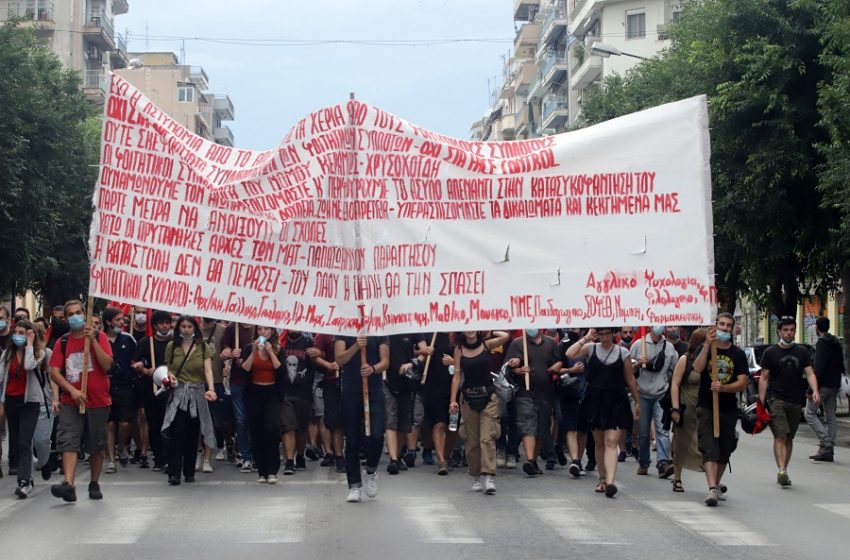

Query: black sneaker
[[522, 461, 537, 476], [284, 460, 296, 475], [618, 451, 626, 462], [585, 459, 596, 472], [397, 458, 408, 471], [335, 457, 346, 473], [387, 460, 400, 475], [295, 455, 307, 470], [152, 462, 165, 472], [545, 460, 556, 471], [533, 460, 544, 475], [305, 447, 320, 461], [131, 448, 142, 464], [184, 476, 195, 483], [41, 463, 52, 481], [51, 480, 77, 502], [88, 481, 103, 500], [555, 449, 568, 466], [403, 450, 417, 468], [320, 455, 335, 467], [139, 454, 150, 469], [569, 460, 581, 478], [15, 479, 34, 499]]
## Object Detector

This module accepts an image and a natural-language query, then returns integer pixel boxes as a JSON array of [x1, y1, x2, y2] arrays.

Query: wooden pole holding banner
[[150, 336, 157, 394], [710, 340, 720, 438], [522, 330, 530, 391], [79, 298, 95, 414], [361, 343, 371, 437], [420, 332, 438, 385], [234, 322, 240, 354], [129, 309, 136, 336], [641, 334, 647, 369]]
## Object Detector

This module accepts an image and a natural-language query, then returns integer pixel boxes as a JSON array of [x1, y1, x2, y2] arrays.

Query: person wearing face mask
[[131, 310, 175, 470], [630, 325, 679, 478], [131, 306, 150, 341], [46, 306, 68, 350], [0, 320, 48, 497], [161, 316, 217, 485], [48, 300, 114, 502], [0, 306, 11, 350], [758, 317, 820, 489], [102, 307, 138, 474], [692, 312, 749, 506], [618, 326, 635, 349], [665, 326, 688, 357], [505, 328, 563, 477]]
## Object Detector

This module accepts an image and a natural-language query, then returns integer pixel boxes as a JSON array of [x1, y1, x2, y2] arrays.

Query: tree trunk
[[841, 262, 850, 378]]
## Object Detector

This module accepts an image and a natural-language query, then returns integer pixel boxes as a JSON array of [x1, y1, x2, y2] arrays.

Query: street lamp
[[590, 41, 649, 60]]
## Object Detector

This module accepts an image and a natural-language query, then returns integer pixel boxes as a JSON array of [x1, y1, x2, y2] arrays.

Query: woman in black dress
[[566, 328, 640, 497]]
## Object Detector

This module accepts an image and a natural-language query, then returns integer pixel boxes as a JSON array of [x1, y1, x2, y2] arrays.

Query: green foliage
[[0, 21, 99, 307], [577, 0, 833, 316]]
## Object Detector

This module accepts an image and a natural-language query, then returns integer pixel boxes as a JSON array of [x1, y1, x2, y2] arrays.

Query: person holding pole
[[334, 335, 389, 503], [48, 300, 114, 502], [419, 332, 456, 475], [692, 312, 748, 506], [506, 328, 562, 478], [567, 327, 639, 498]]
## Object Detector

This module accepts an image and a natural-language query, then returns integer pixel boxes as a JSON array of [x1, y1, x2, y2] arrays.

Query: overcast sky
[[117, 0, 514, 150]]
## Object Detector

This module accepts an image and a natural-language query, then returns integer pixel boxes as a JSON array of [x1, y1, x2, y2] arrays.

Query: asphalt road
[[1, 419, 848, 560]]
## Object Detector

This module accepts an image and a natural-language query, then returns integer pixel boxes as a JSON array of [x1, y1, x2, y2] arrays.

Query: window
[[178, 86, 194, 103], [626, 10, 646, 39]]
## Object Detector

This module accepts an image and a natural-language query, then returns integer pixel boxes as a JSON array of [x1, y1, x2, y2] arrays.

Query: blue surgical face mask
[[652, 326, 664, 337], [0, 320, 7, 331], [112, 326, 123, 335], [180, 332, 194, 341], [717, 330, 731, 343], [12, 334, 26, 347], [526, 328, 539, 338], [68, 314, 85, 331]]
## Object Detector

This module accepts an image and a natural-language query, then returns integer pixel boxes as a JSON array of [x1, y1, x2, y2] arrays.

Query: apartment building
[[116, 52, 235, 147], [0, 0, 130, 104]]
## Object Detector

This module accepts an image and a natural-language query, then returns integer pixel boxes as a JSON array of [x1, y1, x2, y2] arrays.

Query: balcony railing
[[542, 94, 568, 122], [541, 50, 567, 79], [213, 94, 235, 121], [83, 69, 107, 93], [541, 6, 567, 44], [115, 31, 127, 58], [214, 126, 235, 146], [86, 11, 115, 46], [1, 1, 54, 21]]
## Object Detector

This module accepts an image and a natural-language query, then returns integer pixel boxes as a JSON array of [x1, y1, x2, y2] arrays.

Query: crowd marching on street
[[0, 302, 845, 507]]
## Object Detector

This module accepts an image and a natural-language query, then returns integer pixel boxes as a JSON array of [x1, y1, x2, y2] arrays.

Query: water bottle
[[448, 409, 459, 432]]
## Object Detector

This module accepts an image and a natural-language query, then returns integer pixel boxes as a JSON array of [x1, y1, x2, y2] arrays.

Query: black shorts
[[323, 382, 342, 431], [109, 388, 136, 423], [133, 377, 153, 409], [383, 386, 414, 433], [281, 396, 312, 433], [697, 407, 738, 463], [424, 390, 451, 426], [210, 383, 234, 431]]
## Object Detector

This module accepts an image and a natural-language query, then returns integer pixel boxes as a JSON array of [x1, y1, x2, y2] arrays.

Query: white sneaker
[[471, 477, 484, 492], [202, 460, 214, 473], [365, 472, 378, 498], [240, 460, 253, 473], [104, 461, 117, 474], [346, 487, 362, 502], [215, 449, 226, 461], [505, 456, 518, 469], [496, 451, 506, 468], [267, 475, 278, 484], [484, 475, 496, 495], [257, 476, 268, 484]]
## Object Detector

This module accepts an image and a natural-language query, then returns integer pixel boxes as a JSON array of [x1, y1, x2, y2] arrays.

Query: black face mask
[[51, 317, 68, 328], [567, 331, 580, 343], [620, 335, 633, 345]]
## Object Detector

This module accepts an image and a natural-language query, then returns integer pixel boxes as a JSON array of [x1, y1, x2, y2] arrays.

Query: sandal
[[595, 480, 607, 493], [672, 480, 684, 493]]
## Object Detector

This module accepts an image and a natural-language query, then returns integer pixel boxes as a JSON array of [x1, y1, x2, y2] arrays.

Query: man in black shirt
[[759, 317, 820, 487], [692, 312, 748, 506], [385, 333, 424, 474], [666, 326, 688, 357], [805, 317, 845, 462], [280, 330, 315, 475]]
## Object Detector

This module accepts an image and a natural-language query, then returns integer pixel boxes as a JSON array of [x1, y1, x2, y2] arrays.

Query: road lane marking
[[646, 501, 769, 546], [401, 497, 484, 543], [80, 497, 164, 544], [518, 498, 628, 545], [815, 504, 850, 519]]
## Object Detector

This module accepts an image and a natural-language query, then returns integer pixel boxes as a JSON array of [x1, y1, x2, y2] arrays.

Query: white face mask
[[135, 313, 147, 325]]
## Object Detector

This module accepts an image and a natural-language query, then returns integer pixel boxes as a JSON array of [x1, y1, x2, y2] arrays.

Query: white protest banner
[[89, 74, 715, 335]]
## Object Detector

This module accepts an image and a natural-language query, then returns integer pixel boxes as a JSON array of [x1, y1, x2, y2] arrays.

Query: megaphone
[[153, 365, 177, 396]]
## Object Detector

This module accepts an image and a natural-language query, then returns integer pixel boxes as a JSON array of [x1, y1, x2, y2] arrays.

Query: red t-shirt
[[49, 332, 113, 408], [5, 353, 27, 397]]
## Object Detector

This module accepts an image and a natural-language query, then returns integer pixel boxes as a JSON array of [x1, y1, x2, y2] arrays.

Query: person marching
[[161, 316, 217, 485], [334, 335, 389, 503], [279, 329, 315, 475], [450, 330, 510, 494], [567, 327, 640, 498], [312, 333, 345, 472], [419, 332, 456, 475], [669, 328, 707, 492], [102, 306, 137, 474], [805, 316, 844, 462], [758, 316, 820, 487]]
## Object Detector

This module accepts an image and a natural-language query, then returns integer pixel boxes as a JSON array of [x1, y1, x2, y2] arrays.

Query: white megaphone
[[153, 365, 177, 396]]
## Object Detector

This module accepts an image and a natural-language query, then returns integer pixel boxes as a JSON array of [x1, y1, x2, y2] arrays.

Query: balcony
[[112, 32, 129, 68], [570, 53, 602, 91], [1, 1, 56, 30], [83, 12, 116, 50], [213, 94, 235, 121], [570, 0, 611, 36], [541, 51, 568, 87], [82, 69, 107, 103], [499, 57, 517, 100], [513, 0, 539, 22], [214, 126, 235, 147], [541, 94, 569, 129], [501, 112, 516, 136], [189, 66, 209, 90], [540, 6, 567, 46], [112, 0, 128, 16], [514, 22, 539, 52], [511, 60, 537, 97]]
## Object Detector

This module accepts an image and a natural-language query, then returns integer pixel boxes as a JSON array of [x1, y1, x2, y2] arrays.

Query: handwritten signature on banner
[[88, 74, 716, 334]]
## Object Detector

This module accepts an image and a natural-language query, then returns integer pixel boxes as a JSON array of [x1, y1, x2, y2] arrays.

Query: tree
[[578, 0, 834, 317], [0, 21, 99, 309]]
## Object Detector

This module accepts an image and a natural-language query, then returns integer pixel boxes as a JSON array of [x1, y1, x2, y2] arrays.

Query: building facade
[[0, 0, 130, 104], [116, 52, 235, 147]]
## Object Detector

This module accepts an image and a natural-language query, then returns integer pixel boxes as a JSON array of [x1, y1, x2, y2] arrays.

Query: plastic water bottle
[[448, 410, 459, 432]]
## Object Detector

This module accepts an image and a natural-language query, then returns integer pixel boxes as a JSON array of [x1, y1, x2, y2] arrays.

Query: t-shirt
[[108, 332, 138, 390], [335, 336, 389, 394], [280, 333, 315, 400], [761, 344, 812, 405], [50, 331, 114, 408], [313, 333, 338, 383], [132, 335, 171, 393], [814, 334, 844, 389], [165, 339, 210, 385], [387, 333, 424, 395], [696, 344, 748, 412], [220, 323, 257, 386], [486, 332, 512, 372], [672, 339, 688, 357], [505, 335, 561, 396], [423, 332, 455, 396], [5, 352, 27, 397]]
